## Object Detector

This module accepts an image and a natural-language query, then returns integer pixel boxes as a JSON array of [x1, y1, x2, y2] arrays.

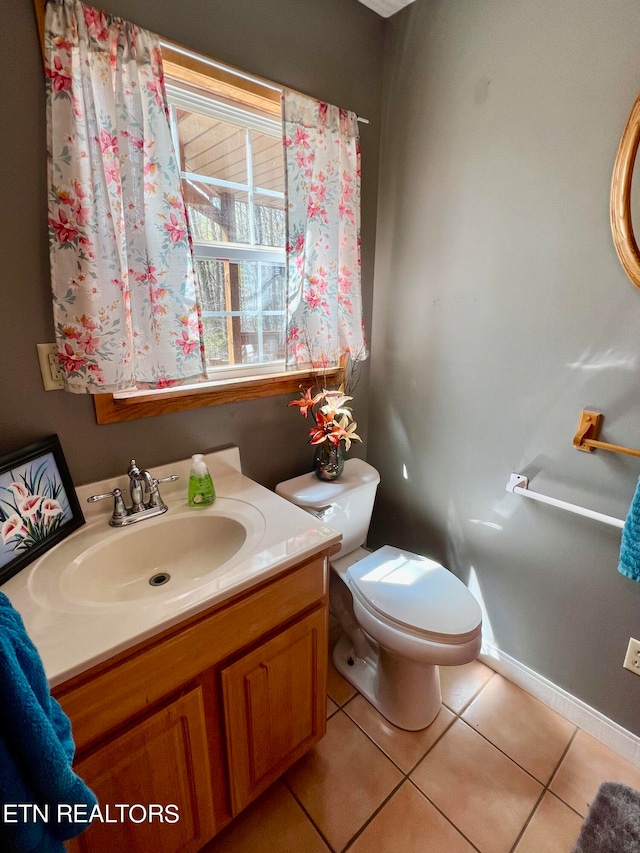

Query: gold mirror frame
[[611, 93, 640, 290]]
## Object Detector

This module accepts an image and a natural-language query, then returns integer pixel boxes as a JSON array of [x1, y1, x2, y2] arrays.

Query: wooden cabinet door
[[68, 686, 215, 853], [221, 608, 327, 813]]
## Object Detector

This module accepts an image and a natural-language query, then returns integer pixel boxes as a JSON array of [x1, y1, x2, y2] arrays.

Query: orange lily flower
[[287, 386, 323, 418], [308, 410, 337, 444]]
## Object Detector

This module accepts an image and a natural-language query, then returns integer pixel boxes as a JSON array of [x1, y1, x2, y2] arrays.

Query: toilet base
[[333, 634, 442, 731]]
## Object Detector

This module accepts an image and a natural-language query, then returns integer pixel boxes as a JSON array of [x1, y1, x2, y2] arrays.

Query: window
[[166, 77, 287, 377], [93, 45, 341, 423]]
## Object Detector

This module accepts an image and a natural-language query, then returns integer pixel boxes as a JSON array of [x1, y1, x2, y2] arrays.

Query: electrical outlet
[[36, 343, 65, 391], [623, 637, 640, 675]]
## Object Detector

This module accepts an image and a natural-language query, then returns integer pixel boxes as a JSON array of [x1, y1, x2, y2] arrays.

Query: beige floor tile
[[549, 728, 640, 817], [327, 663, 357, 706], [462, 674, 576, 783], [411, 719, 542, 853], [440, 659, 494, 713], [285, 710, 403, 851], [327, 697, 339, 718], [345, 694, 455, 773], [202, 781, 329, 853], [513, 792, 583, 853], [327, 625, 358, 706], [346, 780, 475, 853]]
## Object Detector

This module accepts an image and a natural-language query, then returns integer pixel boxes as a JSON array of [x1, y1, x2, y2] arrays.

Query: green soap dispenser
[[188, 453, 216, 506]]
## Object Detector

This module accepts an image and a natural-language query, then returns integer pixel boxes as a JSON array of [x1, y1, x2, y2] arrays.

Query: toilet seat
[[346, 545, 482, 645]]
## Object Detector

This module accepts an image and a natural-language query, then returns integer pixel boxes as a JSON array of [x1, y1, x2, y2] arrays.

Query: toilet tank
[[275, 458, 380, 557]]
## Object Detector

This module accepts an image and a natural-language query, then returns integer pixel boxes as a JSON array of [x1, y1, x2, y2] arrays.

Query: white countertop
[[2, 448, 340, 688]]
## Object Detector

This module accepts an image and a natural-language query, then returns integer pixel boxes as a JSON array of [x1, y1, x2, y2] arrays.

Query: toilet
[[276, 458, 482, 730]]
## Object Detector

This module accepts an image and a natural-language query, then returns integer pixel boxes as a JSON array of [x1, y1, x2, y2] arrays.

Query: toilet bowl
[[275, 459, 482, 730]]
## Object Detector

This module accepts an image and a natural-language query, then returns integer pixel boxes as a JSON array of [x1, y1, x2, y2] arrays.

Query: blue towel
[[619, 477, 640, 582], [0, 592, 96, 852]]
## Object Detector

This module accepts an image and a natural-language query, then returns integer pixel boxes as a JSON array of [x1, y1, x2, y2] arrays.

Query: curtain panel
[[283, 91, 367, 370], [45, 0, 206, 393]]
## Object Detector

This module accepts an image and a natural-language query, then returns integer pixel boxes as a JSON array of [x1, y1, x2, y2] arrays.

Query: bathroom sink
[[28, 500, 266, 607]]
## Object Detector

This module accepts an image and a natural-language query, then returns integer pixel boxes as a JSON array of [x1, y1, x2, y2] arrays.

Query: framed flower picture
[[0, 435, 84, 585]]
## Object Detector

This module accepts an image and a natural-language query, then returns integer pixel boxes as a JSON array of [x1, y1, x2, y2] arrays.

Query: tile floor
[[205, 626, 640, 853]]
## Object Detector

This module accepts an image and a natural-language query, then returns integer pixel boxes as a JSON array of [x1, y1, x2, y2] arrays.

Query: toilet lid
[[346, 545, 482, 643]]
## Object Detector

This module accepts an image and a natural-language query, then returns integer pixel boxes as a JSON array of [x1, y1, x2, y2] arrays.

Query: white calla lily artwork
[[0, 436, 84, 584]]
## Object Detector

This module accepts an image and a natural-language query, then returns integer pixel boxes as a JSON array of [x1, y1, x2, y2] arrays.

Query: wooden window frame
[[94, 368, 342, 423]]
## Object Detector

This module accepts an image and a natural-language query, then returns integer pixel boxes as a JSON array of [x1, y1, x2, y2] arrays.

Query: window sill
[[93, 368, 341, 424]]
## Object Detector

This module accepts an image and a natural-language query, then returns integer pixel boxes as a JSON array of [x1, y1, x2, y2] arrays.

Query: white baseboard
[[480, 642, 640, 769]]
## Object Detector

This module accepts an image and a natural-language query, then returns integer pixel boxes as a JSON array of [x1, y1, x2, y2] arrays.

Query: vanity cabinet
[[55, 553, 330, 852]]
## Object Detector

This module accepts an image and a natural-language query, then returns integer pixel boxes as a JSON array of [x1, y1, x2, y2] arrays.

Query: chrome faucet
[[87, 459, 179, 527]]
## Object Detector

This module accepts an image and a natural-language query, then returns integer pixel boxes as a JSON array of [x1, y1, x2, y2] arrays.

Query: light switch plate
[[36, 343, 65, 391]]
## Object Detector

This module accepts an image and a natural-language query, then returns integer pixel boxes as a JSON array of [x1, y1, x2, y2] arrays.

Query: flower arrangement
[[287, 346, 365, 479], [288, 386, 362, 450]]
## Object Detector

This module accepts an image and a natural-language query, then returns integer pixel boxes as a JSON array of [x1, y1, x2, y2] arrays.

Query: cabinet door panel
[[69, 686, 215, 853], [222, 608, 327, 813]]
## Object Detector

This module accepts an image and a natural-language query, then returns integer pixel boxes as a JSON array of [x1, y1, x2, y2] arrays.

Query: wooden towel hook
[[573, 410, 640, 459]]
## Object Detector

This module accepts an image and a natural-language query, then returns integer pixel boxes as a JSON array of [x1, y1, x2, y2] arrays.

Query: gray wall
[[369, 0, 640, 734], [0, 0, 384, 488], [7, 0, 640, 736]]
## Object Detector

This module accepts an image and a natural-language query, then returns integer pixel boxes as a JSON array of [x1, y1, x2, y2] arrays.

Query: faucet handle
[[146, 474, 179, 508], [87, 488, 128, 521], [87, 488, 121, 503]]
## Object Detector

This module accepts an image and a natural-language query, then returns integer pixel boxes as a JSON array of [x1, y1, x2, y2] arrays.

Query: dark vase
[[313, 441, 344, 481]]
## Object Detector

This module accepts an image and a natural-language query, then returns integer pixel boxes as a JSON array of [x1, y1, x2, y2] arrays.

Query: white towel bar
[[506, 473, 624, 529]]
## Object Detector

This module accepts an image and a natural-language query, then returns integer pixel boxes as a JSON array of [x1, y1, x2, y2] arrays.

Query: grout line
[[546, 726, 578, 791], [456, 713, 588, 833], [326, 695, 342, 718], [454, 670, 580, 791], [457, 717, 552, 787], [342, 688, 461, 778], [507, 787, 547, 853], [543, 728, 586, 817], [448, 669, 496, 717], [507, 728, 582, 852], [337, 776, 406, 853], [283, 775, 337, 853], [403, 712, 457, 777], [327, 690, 357, 710], [328, 704, 410, 849], [340, 697, 437, 777], [406, 777, 482, 852], [547, 789, 584, 820]]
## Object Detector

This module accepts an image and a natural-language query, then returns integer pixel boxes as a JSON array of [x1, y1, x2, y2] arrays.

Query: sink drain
[[149, 572, 171, 587]]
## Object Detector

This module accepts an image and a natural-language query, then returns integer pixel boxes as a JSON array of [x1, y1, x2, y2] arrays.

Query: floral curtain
[[45, 0, 206, 393], [283, 90, 367, 369]]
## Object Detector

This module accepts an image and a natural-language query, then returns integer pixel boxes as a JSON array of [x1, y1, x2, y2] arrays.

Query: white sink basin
[[28, 499, 266, 608]]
